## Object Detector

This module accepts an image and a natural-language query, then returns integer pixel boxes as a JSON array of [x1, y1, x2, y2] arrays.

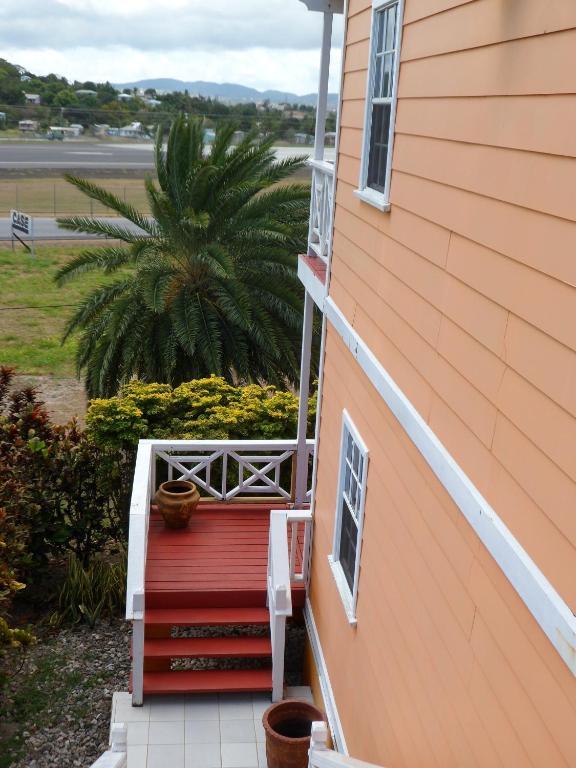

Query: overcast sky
[[0, 0, 343, 94]]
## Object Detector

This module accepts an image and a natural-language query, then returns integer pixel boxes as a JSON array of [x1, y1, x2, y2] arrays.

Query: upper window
[[329, 411, 369, 624], [356, 0, 403, 210]]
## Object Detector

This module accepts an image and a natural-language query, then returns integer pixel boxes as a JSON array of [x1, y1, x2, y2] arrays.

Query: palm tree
[[55, 118, 313, 397]]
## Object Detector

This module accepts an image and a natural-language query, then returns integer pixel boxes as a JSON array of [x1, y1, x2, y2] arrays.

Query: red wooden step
[[145, 607, 270, 627], [144, 636, 271, 659], [143, 668, 272, 695]]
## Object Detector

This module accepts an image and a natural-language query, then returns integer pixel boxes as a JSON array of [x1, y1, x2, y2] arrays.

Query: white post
[[132, 591, 145, 706], [314, 12, 334, 162], [295, 292, 314, 508], [272, 600, 287, 702]]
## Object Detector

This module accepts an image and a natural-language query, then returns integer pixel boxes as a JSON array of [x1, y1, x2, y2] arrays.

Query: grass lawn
[[0, 246, 123, 377], [0, 176, 150, 216]]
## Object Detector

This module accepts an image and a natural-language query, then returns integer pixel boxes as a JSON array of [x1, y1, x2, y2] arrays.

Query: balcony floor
[[145, 502, 306, 609]]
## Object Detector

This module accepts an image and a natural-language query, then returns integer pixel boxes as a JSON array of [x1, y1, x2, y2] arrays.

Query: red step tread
[[144, 636, 271, 659], [145, 607, 270, 626], [143, 668, 272, 694]]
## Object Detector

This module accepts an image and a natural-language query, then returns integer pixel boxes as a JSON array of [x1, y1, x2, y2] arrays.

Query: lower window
[[330, 411, 369, 623]]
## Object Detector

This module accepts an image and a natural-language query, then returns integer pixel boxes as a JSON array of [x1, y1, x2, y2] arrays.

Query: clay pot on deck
[[153, 480, 200, 529], [263, 699, 327, 768]]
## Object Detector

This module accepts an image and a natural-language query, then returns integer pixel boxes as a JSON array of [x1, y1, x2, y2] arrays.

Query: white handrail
[[308, 161, 335, 264], [268, 510, 292, 702], [309, 722, 385, 768], [287, 510, 313, 585], [89, 723, 127, 768], [125, 440, 154, 620]]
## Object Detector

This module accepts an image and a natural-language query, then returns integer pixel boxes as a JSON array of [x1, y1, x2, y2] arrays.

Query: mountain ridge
[[113, 78, 338, 108]]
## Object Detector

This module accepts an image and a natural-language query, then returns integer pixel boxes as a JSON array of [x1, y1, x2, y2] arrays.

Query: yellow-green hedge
[[87, 376, 316, 449]]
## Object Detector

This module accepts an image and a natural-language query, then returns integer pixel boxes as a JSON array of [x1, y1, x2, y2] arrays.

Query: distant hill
[[113, 79, 338, 109]]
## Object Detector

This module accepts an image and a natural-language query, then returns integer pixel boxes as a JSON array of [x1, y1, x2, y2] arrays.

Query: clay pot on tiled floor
[[263, 699, 326, 768]]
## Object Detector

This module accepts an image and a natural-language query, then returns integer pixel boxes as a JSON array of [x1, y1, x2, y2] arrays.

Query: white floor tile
[[186, 719, 221, 744], [220, 719, 255, 744], [256, 743, 267, 768], [148, 720, 185, 745], [127, 744, 148, 768], [115, 703, 151, 723], [251, 695, 272, 720], [150, 699, 186, 721], [185, 742, 222, 768], [148, 744, 185, 768], [253, 719, 266, 744], [219, 695, 254, 720], [127, 721, 150, 746], [186, 695, 220, 721], [221, 742, 259, 768]]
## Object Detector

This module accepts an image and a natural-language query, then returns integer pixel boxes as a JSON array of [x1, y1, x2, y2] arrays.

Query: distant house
[[117, 93, 134, 102], [0, 112, 6, 123], [143, 98, 162, 108], [18, 119, 38, 132], [204, 128, 216, 144], [324, 131, 336, 146], [232, 130, 246, 144], [69, 124, 84, 136], [93, 124, 111, 136], [75, 89, 98, 98], [294, 132, 313, 145], [119, 121, 145, 138], [23, 93, 41, 105]]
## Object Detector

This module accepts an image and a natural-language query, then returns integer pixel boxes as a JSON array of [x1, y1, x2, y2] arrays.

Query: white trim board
[[323, 296, 576, 676], [304, 598, 349, 754], [298, 256, 327, 310]]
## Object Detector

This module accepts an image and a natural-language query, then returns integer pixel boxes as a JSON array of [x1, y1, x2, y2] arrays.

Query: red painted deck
[[145, 503, 306, 609]]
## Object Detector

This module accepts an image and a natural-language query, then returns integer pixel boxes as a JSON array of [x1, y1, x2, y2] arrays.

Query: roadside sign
[[10, 209, 34, 254]]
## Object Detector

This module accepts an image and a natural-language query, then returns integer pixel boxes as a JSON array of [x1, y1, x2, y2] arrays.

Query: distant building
[[69, 124, 84, 136], [119, 121, 145, 138], [93, 124, 111, 136], [204, 128, 216, 144], [117, 93, 134, 102], [324, 131, 336, 146], [23, 93, 41, 105], [294, 132, 313, 145], [0, 112, 6, 122], [75, 89, 98, 98], [18, 119, 38, 132], [143, 98, 162, 108], [232, 130, 246, 144]]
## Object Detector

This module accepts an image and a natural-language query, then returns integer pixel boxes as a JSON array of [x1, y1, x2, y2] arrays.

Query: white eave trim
[[324, 296, 576, 676], [299, 0, 344, 13]]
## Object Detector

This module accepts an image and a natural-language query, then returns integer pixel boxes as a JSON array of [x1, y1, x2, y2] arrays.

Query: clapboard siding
[[310, 328, 576, 768], [396, 96, 576, 159], [311, 1, 576, 764]]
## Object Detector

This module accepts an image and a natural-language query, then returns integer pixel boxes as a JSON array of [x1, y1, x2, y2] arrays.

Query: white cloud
[[0, 0, 344, 93]]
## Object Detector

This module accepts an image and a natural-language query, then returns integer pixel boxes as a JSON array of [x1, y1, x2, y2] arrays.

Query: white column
[[295, 292, 314, 507], [314, 11, 333, 162], [131, 591, 145, 706]]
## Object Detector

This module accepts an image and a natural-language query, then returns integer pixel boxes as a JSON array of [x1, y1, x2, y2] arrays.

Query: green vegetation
[[55, 554, 126, 627], [0, 246, 126, 376], [87, 376, 316, 449], [57, 118, 314, 397]]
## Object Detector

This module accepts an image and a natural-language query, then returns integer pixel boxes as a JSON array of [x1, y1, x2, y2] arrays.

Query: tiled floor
[[111, 688, 314, 768]]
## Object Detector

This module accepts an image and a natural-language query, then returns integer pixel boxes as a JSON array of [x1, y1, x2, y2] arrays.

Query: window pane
[[339, 499, 358, 592], [346, 431, 353, 461], [367, 103, 391, 193], [382, 52, 394, 98], [344, 463, 351, 496], [385, 4, 397, 50], [375, 9, 385, 54], [373, 54, 382, 98]]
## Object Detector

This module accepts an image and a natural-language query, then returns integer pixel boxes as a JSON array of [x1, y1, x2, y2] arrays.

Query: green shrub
[[87, 376, 316, 449], [54, 553, 126, 627]]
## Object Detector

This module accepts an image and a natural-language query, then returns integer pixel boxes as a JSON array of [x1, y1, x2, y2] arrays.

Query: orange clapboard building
[[296, 0, 576, 766]]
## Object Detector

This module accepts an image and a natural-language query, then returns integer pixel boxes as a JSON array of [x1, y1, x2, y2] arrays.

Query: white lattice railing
[[267, 508, 313, 701], [308, 159, 335, 264], [126, 438, 314, 705]]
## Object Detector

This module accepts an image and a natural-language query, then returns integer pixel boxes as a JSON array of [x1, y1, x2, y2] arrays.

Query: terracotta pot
[[153, 480, 200, 529], [263, 699, 327, 768]]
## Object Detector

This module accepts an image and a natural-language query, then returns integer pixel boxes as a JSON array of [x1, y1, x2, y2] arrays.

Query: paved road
[[0, 216, 145, 241], [0, 140, 332, 170]]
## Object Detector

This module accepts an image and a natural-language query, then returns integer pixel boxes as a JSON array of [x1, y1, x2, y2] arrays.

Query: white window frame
[[355, 0, 404, 212], [328, 410, 369, 625]]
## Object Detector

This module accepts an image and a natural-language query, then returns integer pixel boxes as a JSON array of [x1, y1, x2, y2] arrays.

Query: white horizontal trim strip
[[324, 296, 576, 676], [304, 598, 349, 754]]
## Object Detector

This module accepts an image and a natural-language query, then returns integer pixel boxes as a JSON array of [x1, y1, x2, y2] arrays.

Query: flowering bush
[[87, 376, 316, 448]]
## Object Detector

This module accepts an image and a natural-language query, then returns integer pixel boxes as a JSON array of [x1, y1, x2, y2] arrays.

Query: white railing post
[[314, 11, 333, 163], [268, 511, 293, 702], [310, 721, 329, 765], [296, 292, 315, 507], [132, 591, 145, 706]]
